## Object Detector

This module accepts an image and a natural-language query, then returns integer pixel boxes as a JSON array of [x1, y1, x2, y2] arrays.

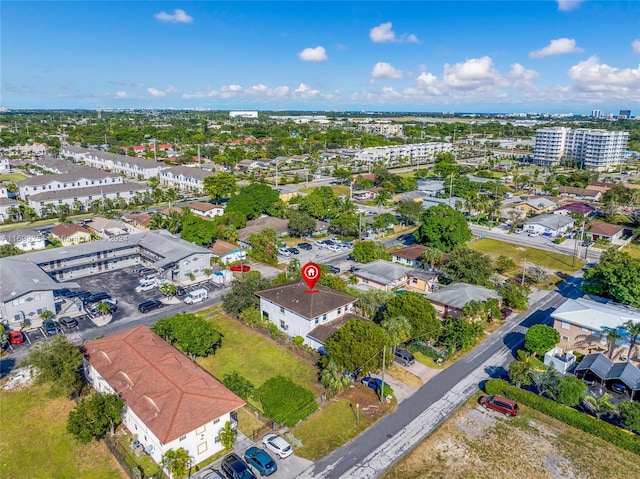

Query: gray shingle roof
[[426, 282, 499, 310], [576, 353, 640, 390], [354, 259, 413, 285], [524, 213, 574, 230], [28, 182, 149, 202], [18, 168, 118, 186]]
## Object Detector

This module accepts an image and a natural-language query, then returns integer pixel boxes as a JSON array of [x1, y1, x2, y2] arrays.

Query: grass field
[[469, 238, 583, 273], [384, 393, 640, 479], [0, 172, 27, 182], [197, 311, 323, 406], [299, 185, 350, 197], [623, 240, 640, 259], [0, 384, 126, 479]]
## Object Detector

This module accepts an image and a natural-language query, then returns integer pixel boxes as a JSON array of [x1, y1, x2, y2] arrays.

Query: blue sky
[[2, 1, 639, 112]]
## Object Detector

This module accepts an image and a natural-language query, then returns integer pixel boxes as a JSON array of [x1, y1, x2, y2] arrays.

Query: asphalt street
[[300, 272, 585, 479]]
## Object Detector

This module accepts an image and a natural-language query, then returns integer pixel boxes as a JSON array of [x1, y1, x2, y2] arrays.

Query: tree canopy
[[415, 204, 471, 252], [67, 393, 124, 443], [325, 319, 392, 373], [582, 249, 640, 308], [0, 244, 23, 258], [151, 313, 222, 358], [287, 209, 316, 237], [222, 273, 272, 316], [441, 247, 494, 286], [203, 172, 237, 201], [381, 292, 441, 341], [351, 240, 391, 263], [395, 200, 423, 225], [524, 324, 560, 357], [295, 186, 341, 219], [226, 183, 284, 220], [255, 376, 317, 427]]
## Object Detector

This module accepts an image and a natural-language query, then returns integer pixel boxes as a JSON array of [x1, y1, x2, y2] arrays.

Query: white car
[[262, 433, 293, 459], [326, 244, 341, 252], [135, 281, 156, 293], [528, 232, 539, 237], [277, 247, 291, 256]]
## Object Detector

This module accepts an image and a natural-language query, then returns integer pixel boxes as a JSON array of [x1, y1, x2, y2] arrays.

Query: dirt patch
[[339, 383, 395, 420], [384, 394, 640, 479]]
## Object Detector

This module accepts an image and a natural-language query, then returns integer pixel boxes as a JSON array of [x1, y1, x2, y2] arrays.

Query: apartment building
[[533, 127, 629, 170], [17, 168, 123, 201], [159, 166, 214, 192], [61, 146, 166, 180], [354, 142, 452, 165]]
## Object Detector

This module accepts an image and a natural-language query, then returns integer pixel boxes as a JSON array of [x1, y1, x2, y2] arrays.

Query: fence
[[104, 435, 168, 479]]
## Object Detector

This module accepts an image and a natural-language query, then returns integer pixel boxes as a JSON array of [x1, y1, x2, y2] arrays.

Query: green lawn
[[299, 185, 350, 197], [623, 240, 640, 259], [197, 311, 323, 405], [0, 384, 126, 479], [469, 238, 582, 273], [0, 172, 27, 182]]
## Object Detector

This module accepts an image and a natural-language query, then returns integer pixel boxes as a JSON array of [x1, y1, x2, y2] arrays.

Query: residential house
[[160, 166, 214, 192], [391, 245, 428, 268], [27, 182, 150, 216], [352, 259, 412, 292], [551, 297, 640, 355], [0, 197, 19, 222], [514, 197, 556, 215], [0, 227, 46, 251], [393, 190, 427, 203], [553, 202, 596, 218], [237, 217, 289, 248], [574, 354, 640, 400], [189, 201, 224, 218], [405, 269, 440, 294], [422, 196, 466, 210], [523, 213, 575, 237], [84, 217, 134, 238], [417, 180, 445, 197], [208, 240, 247, 265], [0, 156, 12, 172], [426, 283, 500, 319], [124, 212, 153, 230], [585, 221, 625, 243], [0, 184, 7, 199], [557, 186, 602, 201], [313, 219, 330, 237], [256, 281, 357, 350], [50, 223, 92, 246], [83, 326, 245, 469], [543, 347, 577, 375]]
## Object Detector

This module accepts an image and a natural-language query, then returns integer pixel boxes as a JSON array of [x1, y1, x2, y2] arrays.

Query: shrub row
[[408, 341, 442, 360], [484, 379, 640, 456]]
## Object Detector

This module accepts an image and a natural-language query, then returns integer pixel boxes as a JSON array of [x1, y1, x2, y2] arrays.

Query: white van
[[183, 288, 208, 304]]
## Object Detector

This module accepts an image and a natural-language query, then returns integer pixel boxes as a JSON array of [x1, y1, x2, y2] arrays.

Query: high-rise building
[[591, 109, 603, 119], [619, 110, 631, 119], [533, 127, 628, 171]]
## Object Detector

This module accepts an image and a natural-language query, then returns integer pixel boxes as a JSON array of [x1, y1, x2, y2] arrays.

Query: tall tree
[[203, 172, 238, 201], [441, 247, 494, 286], [320, 360, 353, 396], [415, 204, 471, 252], [218, 421, 237, 450], [380, 315, 413, 350], [556, 375, 588, 406], [67, 393, 124, 443], [381, 292, 441, 341], [161, 448, 191, 479], [222, 273, 272, 316], [226, 183, 283, 220], [151, 313, 223, 359], [524, 324, 560, 357], [508, 360, 532, 388], [420, 247, 443, 271], [583, 393, 616, 420], [622, 320, 640, 362], [582, 249, 640, 308], [351, 240, 391, 263], [604, 328, 623, 359], [325, 319, 392, 373], [395, 199, 423, 225]]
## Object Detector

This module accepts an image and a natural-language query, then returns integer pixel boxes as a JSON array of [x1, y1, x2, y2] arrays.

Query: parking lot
[[276, 240, 354, 274]]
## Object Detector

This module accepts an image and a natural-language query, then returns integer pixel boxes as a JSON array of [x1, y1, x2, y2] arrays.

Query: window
[[337, 308, 342, 315], [561, 335, 569, 342], [279, 306, 285, 314], [561, 321, 570, 330], [197, 442, 208, 454], [214, 437, 220, 444], [179, 435, 186, 441], [323, 314, 327, 321], [213, 418, 220, 425], [315, 318, 319, 324]]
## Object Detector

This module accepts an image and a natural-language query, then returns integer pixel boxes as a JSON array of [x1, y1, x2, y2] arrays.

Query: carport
[[575, 353, 640, 401]]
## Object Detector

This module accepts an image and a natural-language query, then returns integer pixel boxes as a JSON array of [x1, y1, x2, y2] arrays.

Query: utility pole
[[380, 346, 386, 404], [521, 259, 527, 287]]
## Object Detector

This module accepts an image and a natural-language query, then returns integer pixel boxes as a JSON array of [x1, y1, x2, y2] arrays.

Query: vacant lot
[[197, 310, 323, 407], [0, 383, 126, 479], [384, 394, 640, 479], [299, 185, 350, 197], [469, 238, 582, 273], [623, 240, 640, 259]]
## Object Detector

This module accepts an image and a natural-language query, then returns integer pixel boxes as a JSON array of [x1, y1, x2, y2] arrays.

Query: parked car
[[326, 265, 340, 274], [89, 299, 118, 315], [138, 299, 164, 314], [65, 290, 91, 299], [262, 433, 293, 459], [480, 395, 519, 416], [135, 281, 157, 293], [610, 382, 629, 394], [83, 292, 111, 304], [394, 349, 415, 366], [298, 242, 312, 250], [244, 447, 277, 476], [220, 453, 257, 479], [326, 244, 342, 252], [361, 376, 384, 394], [287, 247, 300, 255], [200, 469, 225, 479], [54, 288, 71, 298], [137, 268, 157, 277], [58, 316, 79, 329], [528, 232, 539, 237], [277, 247, 291, 257], [9, 331, 25, 345], [43, 319, 58, 336], [230, 264, 251, 272], [176, 286, 187, 297]]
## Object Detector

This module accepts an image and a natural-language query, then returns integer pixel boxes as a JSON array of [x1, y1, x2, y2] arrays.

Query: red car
[[9, 331, 25, 345], [230, 265, 250, 272]]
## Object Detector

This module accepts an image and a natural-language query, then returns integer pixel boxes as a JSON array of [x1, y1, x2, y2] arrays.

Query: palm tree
[[421, 247, 444, 271], [380, 316, 412, 352], [149, 213, 165, 230], [95, 301, 112, 316], [320, 360, 352, 396], [218, 421, 237, 450], [165, 188, 179, 207], [583, 393, 616, 420], [622, 320, 640, 362], [374, 190, 391, 212], [529, 366, 560, 398], [604, 328, 623, 359], [161, 447, 191, 479]]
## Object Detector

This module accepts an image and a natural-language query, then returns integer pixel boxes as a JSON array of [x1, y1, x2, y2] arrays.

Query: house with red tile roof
[[50, 222, 92, 246], [83, 326, 245, 468]]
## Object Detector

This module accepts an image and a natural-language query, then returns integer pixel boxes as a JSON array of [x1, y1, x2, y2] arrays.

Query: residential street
[[299, 272, 585, 479]]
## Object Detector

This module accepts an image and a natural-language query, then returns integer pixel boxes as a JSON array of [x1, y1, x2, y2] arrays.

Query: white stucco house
[[523, 213, 575, 237], [83, 326, 245, 470], [189, 201, 224, 218], [0, 227, 46, 251], [257, 281, 357, 350]]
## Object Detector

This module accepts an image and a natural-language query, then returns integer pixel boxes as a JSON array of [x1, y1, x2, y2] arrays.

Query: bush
[[222, 371, 255, 400], [292, 336, 305, 347], [255, 376, 318, 427], [484, 379, 640, 456], [408, 341, 442, 360]]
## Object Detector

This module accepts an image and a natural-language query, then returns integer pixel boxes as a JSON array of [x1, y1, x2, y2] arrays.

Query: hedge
[[484, 379, 640, 456]]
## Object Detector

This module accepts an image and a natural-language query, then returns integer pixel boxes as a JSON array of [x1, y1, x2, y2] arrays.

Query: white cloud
[[247, 84, 291, 97], [115, 91, 129, 98], [369, 22, 419, 43], [298, 46, 328, 62], [154, 9, 193, 24], [371, 62, 403, 79], [568, 56, 640, 94], [414, 71, 443, 95], [557, 0, 584, 11], [147, 87, 166, 98], [508, 63, 539, 88], [632, 40, 640, 54], [294, 83, 320, 98], [443, 56, 502, 90], [529, 38, 584, 58]]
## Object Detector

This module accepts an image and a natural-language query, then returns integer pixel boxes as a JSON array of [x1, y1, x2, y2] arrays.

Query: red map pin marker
[[302, 262, 321, 293]]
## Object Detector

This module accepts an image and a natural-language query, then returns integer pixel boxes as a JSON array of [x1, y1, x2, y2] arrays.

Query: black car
[[287, 247, 300, 255], [43, 319, 58, 336], [83, 292, 111, 304], [54, 288, 71, 298], [138, 299, 164, 313], [138, 268, 157, 277], [58, 316, 79, 329], [327, 265, 340, 274], [298, 242, 312, 250], [220, 453, 257, 479], [176, 286, 187, 297], [65, 290, 91, 299]]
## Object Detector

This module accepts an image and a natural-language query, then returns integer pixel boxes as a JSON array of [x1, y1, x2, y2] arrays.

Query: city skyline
[[2, 1, 639, 112]]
